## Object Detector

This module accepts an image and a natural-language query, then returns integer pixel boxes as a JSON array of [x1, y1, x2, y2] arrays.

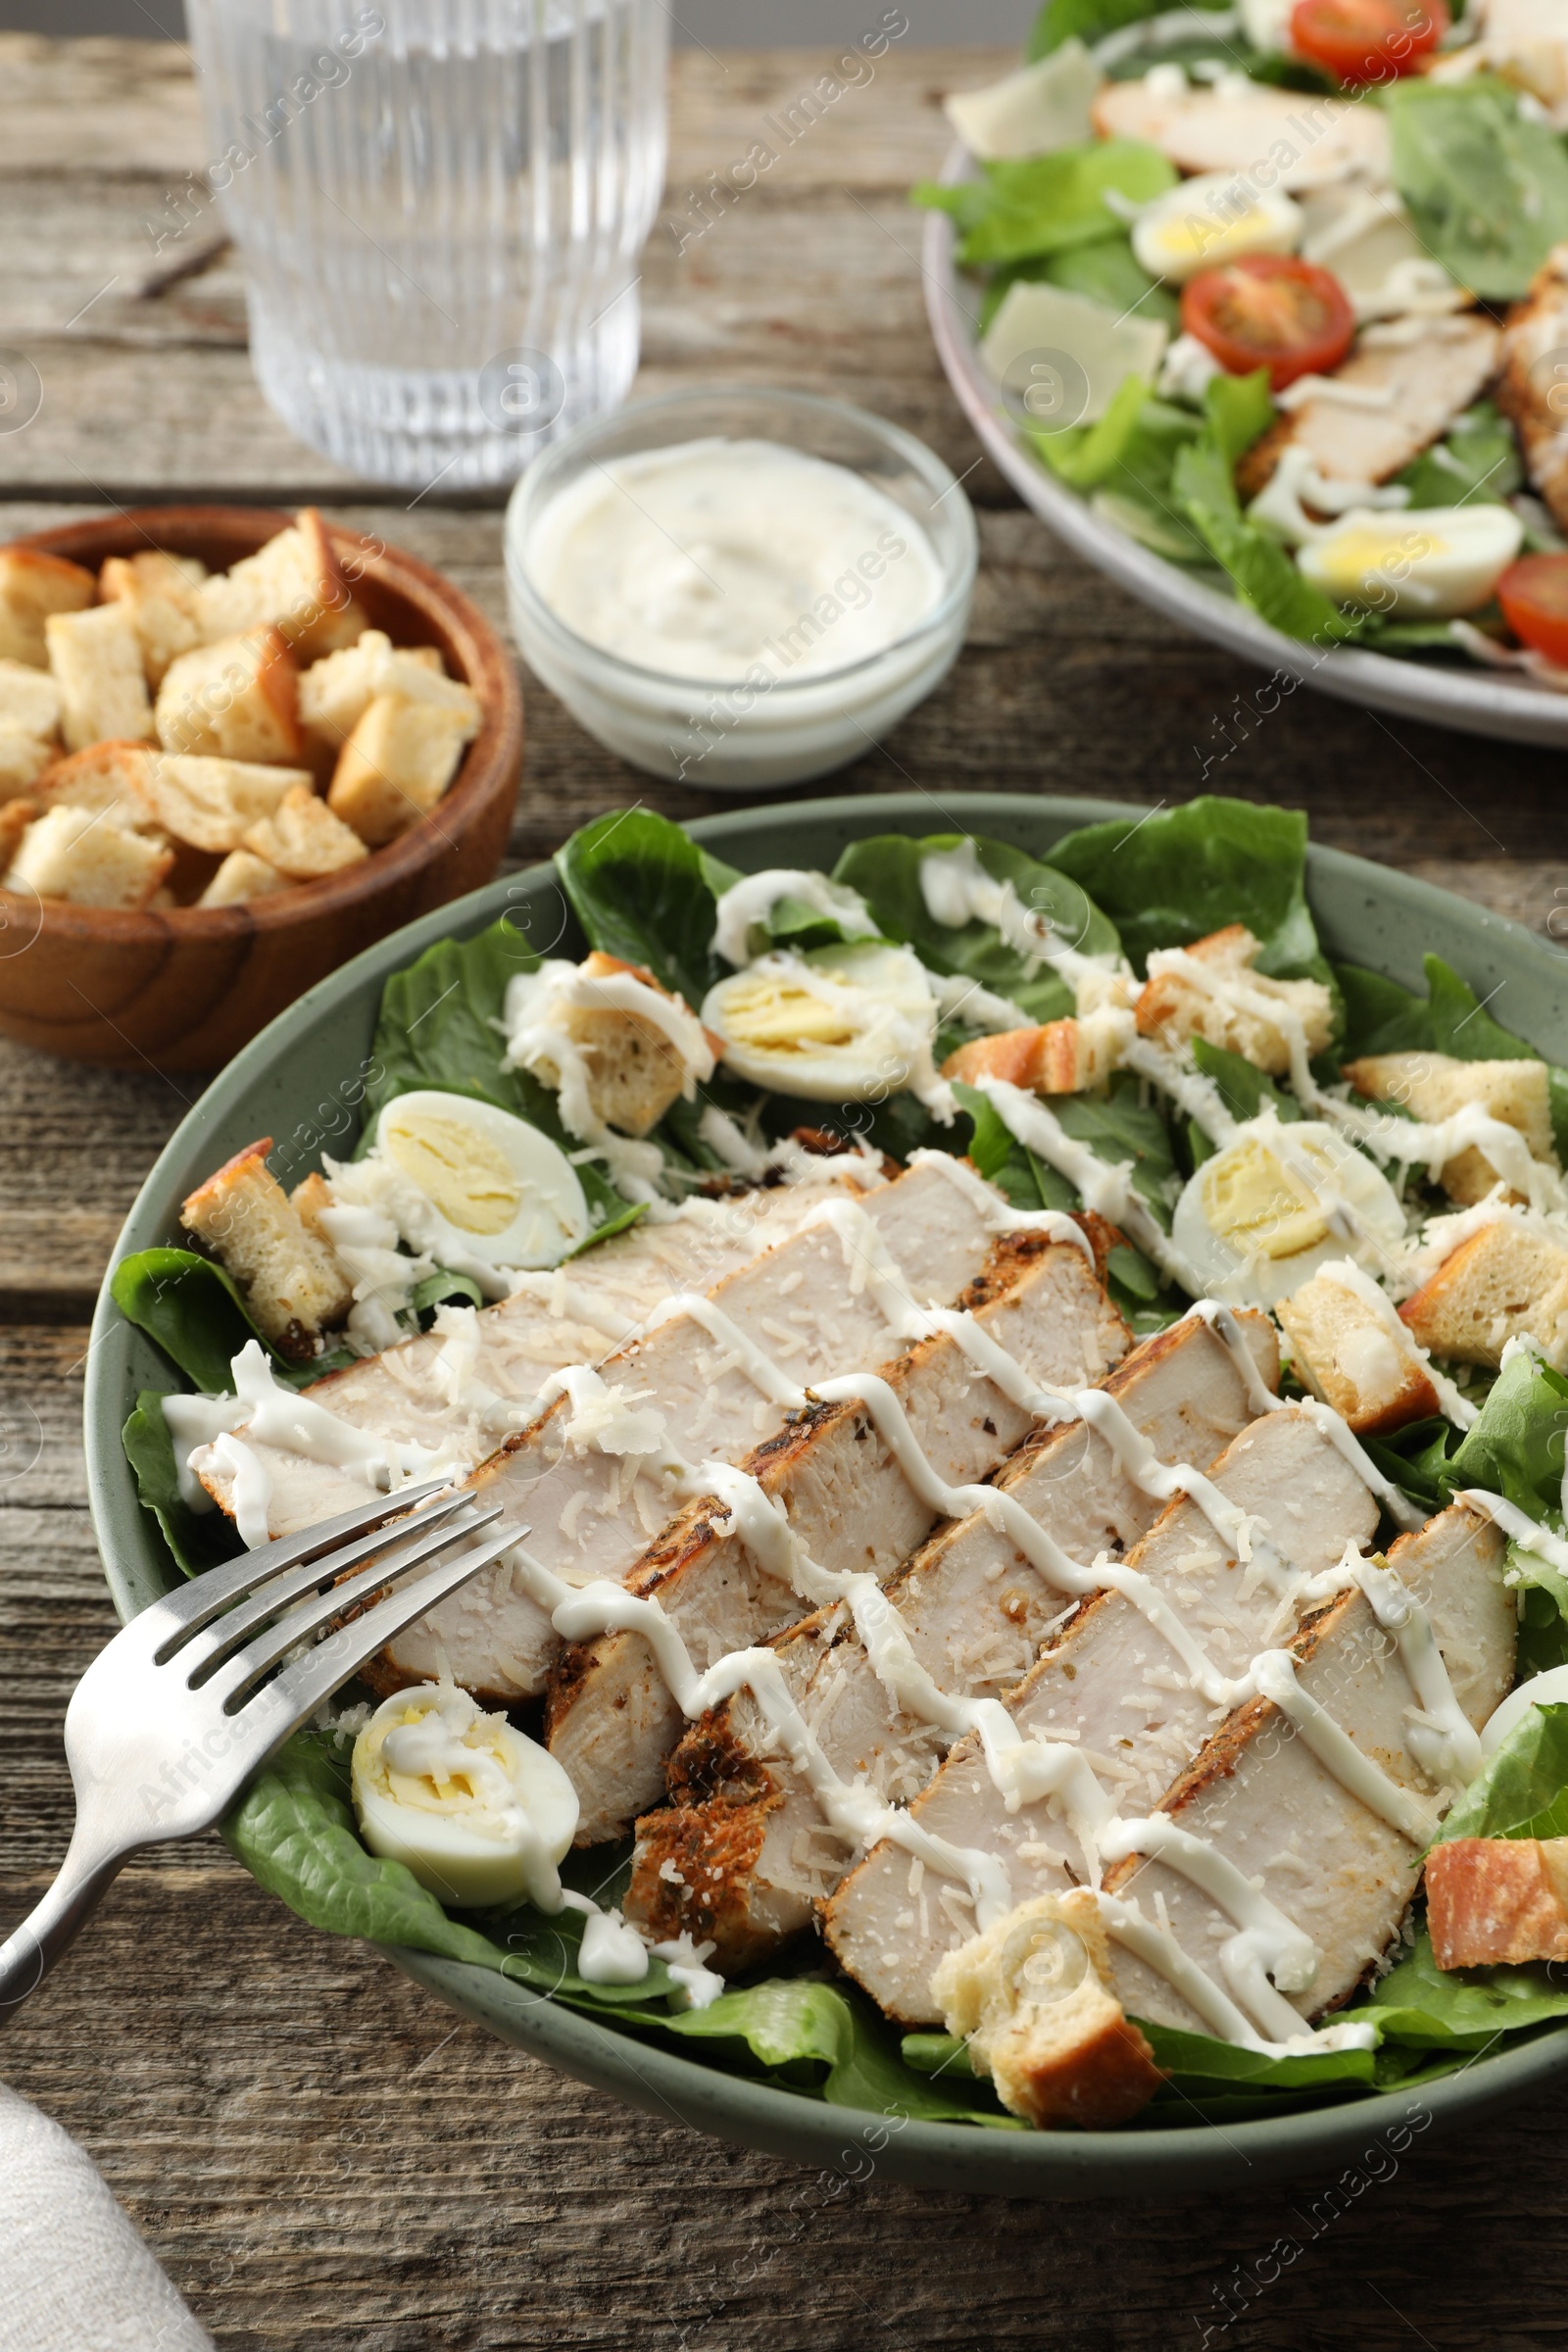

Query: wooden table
[[3, 33, 1567, 2350]]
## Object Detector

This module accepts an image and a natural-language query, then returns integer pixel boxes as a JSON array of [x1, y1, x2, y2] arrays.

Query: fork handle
[[0, 1823, 126, 2018]]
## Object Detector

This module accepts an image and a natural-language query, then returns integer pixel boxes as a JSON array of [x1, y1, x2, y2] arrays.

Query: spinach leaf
[[831, 831, 1119, 1026], [408, 1269, 485, 1317], [956, 1080, 1074, 1211], [557, 808, 721, 1008], [111, 1246, 286, 1395], [1047, 793, 1325, 980], [1387, 76, 1568, 303], [1027, 0, 1167, 57], [1396, 403, 1522, 512], [915, 140, 1177, 268], [1054, 1071, 1179, 1228], [1341, 953, 1568, 1162], [122, 1392, 243, 1579], [1191, 1036, 1301, 1126]]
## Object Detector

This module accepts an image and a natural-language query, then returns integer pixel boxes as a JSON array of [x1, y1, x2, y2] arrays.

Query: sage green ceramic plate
[[83, 793, 1568, 2197]]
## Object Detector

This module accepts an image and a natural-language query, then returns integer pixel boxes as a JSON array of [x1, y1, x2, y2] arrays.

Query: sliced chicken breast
[[1238, 316, 1501, 494], [822, 1405, 1381, 2025], [1091, 78, 1390, 188], [544, 1230, 1131, 1842], [1104, 1503, 1514, 2035], [626, 1308, 1280, 1971], [1497, 245, 1568, 530]]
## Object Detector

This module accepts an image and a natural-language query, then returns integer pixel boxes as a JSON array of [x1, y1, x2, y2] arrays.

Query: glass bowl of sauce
[[504, 386, 978, 790]]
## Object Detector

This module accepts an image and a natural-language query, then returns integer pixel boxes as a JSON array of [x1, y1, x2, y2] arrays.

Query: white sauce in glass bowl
[[523, 437, 947, 684]]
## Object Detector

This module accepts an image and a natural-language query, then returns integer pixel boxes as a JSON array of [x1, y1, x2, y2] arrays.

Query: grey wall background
[[0, 1, 1024, 38]]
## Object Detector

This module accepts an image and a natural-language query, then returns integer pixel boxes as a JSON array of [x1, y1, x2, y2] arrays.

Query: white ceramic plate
[[922, 154, 1568, 750]]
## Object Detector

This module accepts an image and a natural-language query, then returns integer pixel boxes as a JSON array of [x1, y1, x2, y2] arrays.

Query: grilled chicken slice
[[545, 1229, 1131, 1842], [1238, 316, 1502, 496], [627, 1308, 1279, 1971], [1104, 1503, 1514, 2036], [189, 1157, 873, 1537], [1497, 245, 1568, 530], [1090, 78, 1389, 187], [823, 1405, 1381, 2025]]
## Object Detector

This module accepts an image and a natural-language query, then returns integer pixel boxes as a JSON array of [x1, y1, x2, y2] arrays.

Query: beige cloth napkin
[[0, 2083, 214, 2352]]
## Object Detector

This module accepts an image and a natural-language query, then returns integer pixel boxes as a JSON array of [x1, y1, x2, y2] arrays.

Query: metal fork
[[0, 1481, 522, 2013]]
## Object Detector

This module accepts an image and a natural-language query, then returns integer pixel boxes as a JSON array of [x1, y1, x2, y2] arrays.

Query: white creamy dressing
[[974, 1076, 1199, 1288], [917, 839, 1123, 1004], [710, 869, 879, 967], [523, 439, 946, 685]]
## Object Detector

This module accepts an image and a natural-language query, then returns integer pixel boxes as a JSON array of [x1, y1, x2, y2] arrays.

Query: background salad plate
[[82, 791, 1568, 2197], [924, 187, 1568, 756]]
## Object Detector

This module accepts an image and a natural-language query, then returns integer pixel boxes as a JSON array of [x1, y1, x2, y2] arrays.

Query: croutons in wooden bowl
[[0, 506, 522, 1070]]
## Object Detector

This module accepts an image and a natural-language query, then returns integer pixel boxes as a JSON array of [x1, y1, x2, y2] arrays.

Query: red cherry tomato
[[1498, 554, 1568, 668], [1181, 256, 1357, 392], [1290, 0, 1450, 83]]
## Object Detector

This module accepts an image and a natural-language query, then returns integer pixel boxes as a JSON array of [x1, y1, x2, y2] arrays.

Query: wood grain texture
[[4, 34, 1568, 2352]]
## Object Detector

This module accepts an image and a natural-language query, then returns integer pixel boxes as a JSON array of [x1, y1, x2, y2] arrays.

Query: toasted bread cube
[[288, 1169, 336, 1240], [0, 656, 62, 742], [299, 628, 479, 757], [941, 1009, 1127, 1096], [156, 626, 301, 763], [46, 603, 156, 751], [1277, 1267, 1439, 1437], [100, 549, 205, 687], [932, 1889, 1164, 2131], [0, 724, 54, 801], [517, 951, 709, 1140], [243, 782, 368, 880], [1427, 1837, 1568, 1970], [1343, 1050, 1555, 1205], [1136, 923, 1334, 1078], [180, 1136, 352, 1356], [32, 741, 159, 831], [0, 547, 96, 668], [138, 754, 313, 854], [196, 849, 291, 908], [327, 692, 470, 846], [5, 802, 173, 908], [195, 511, 361, 662], [0, 798, 37, 871], [1400, 1214, 1568, 1370]]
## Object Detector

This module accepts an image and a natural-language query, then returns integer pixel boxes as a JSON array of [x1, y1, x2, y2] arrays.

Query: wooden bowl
[[0, 506, 523, 1071]]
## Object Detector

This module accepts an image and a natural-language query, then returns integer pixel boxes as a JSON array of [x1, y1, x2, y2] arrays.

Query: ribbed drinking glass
[[184, 0, 669, 489]]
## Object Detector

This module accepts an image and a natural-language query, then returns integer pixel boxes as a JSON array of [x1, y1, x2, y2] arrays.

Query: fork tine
[[201, 1501, 505, 1705], [168, 1491, 480, 1678], [143, 1475, 457, 1648], [237, 1520, 527, 1747]]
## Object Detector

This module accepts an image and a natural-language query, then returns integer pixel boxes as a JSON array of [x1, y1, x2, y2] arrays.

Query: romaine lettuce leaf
[[831, 830, 1119, 1025], [981, 237, 1179, 337], [1027, 0, 1164, 55], [1358, 1926, 1568, 2049], [1445, 1345, 1568, 1525], [1047, 793, 1326, 981], [1033, 383, 1210, 564], [1336, 953, 1568, 1162], [914, 139, 1176, 268], [1387, 76, 1568, 302], [1396, 402, 1522, 512], [1435, 1703, 1568, 1846]]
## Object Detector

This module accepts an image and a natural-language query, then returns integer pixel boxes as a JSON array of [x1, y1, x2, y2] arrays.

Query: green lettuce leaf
[[1047, 793, 1326, 981], [556, 808, 722, 1009], [956, 1080, 1073, 1212], [1360, 1415, 1460, 1516], [1032, 384, 1210, 564], [121, 1391, 243, 1579], [111, 1247, 291, 1396], [1387, 76, 1568, 303], [915, 140, 1177, 268], [1335, 953, 1568, 1161], [1435, 1703, 1568, 1846], [1359, 1927, 1568, 2050], [1444, 1346, 1568, 1523], [981, 237, 1179, 336], [1027, 0, 1164, 55], [1396, 403, 1522, 512], [1336, 963, 1439, 1059], [831, 831, 1119, 1026]]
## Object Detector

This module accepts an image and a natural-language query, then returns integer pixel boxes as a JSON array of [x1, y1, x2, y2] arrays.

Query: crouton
[[46, 604, 156, 751], [517, 951, 713, 1140], [100, 549, 205, 687], [1136, 924, 1334, 1077], [180, 1136, 352, 1356], [196, 849, 291, 909], [0, 547, 96, 668], [137, 754, 313, 854], [299, 629, 479, 756], [155, 627, 301, 763], [327, 692, 472, 846], [32, 741, 158, 831], [243, 783, 368, 880], [1427, 1837, 1568, 1970], [940, 1010, 1128, 1095], [1343, 1051, 1555, 1205], [0, 799, 36, 871], [194, 511, 361, 662], [931, 1889, 1164, 2130], [1277, 1266, 1440, 1437], [0, 725, 54, 801], [4, 802, 173, 909], [0, 656, 62, 743], [288, 1170, 336, 1240], [1400, 1215, 1568, 1369]]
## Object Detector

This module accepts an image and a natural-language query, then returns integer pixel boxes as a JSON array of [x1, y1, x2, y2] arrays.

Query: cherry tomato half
[[1498, 554, 1568, 668], [1290, 0, 1450, 84], [1181, 255, 1357, 392]]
